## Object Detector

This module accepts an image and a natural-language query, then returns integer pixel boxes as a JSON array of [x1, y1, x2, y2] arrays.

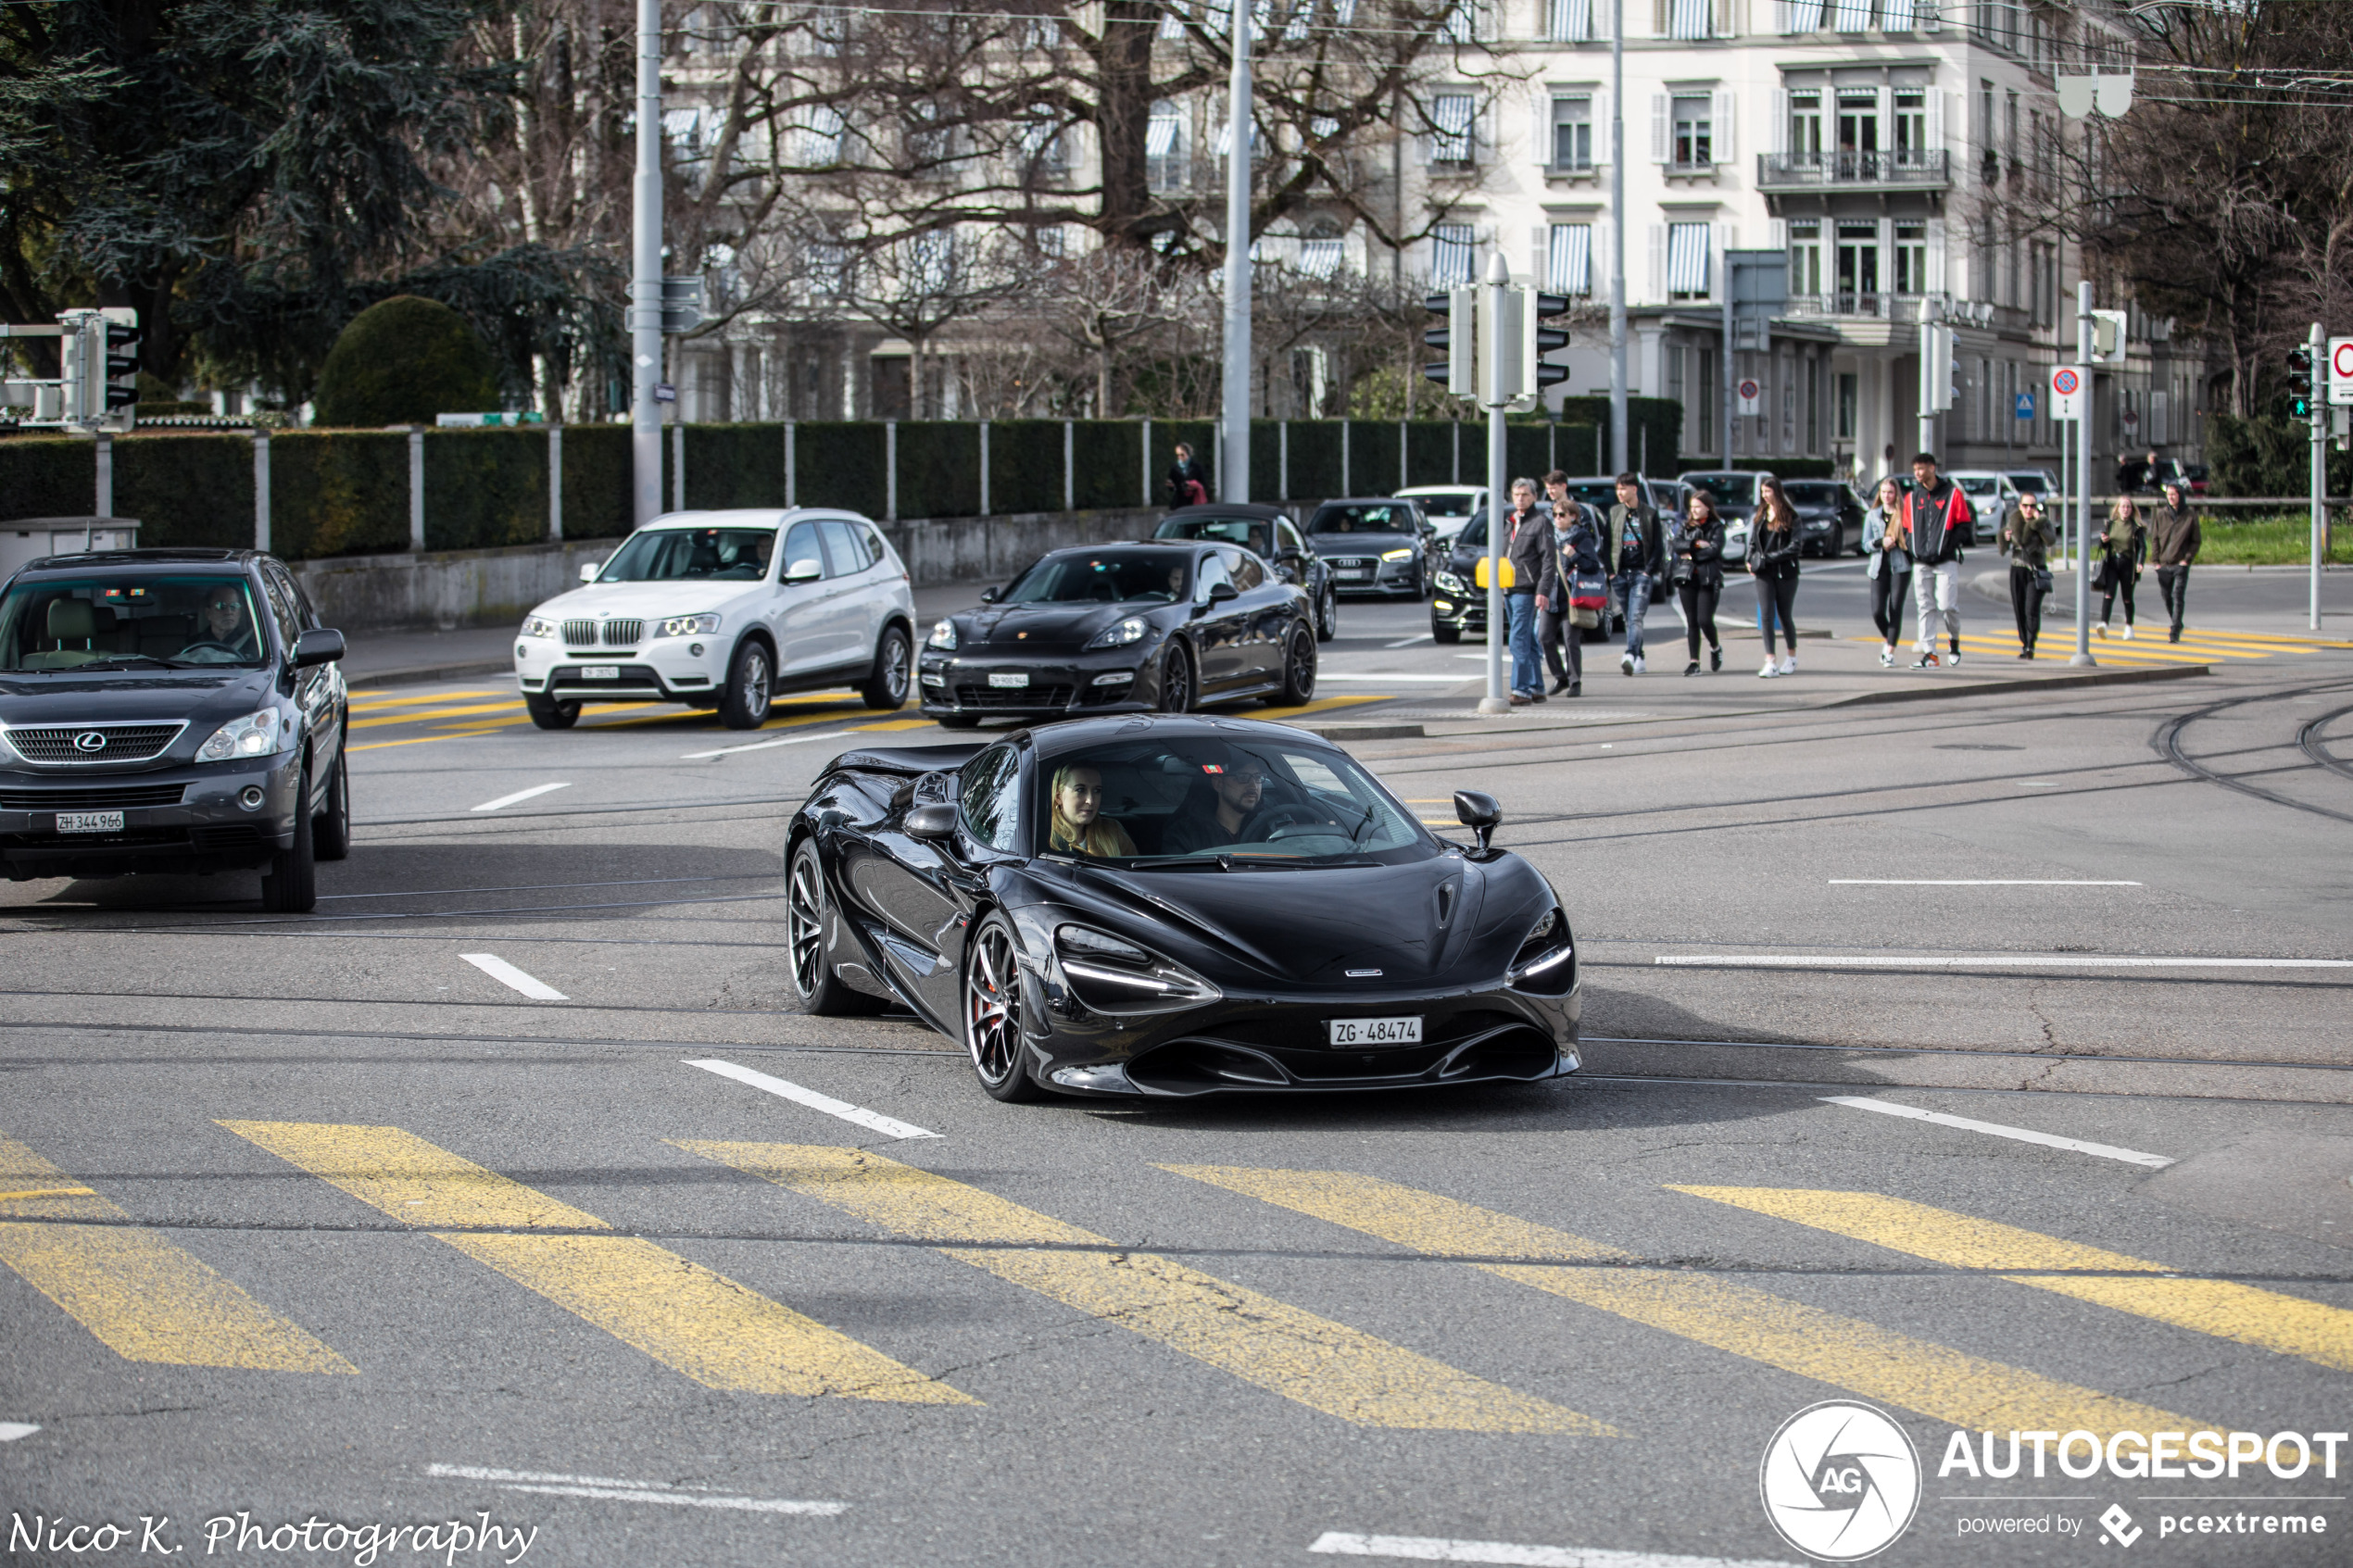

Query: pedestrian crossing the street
[[1850, 625, 2353, 669], [3, 1125, 2344, 1437]]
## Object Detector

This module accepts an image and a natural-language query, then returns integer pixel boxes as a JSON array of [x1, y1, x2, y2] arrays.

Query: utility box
[[0, 517, 142, 580]]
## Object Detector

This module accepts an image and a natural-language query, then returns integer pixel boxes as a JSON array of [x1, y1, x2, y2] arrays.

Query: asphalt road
[[4, 569, 2351, 1568]]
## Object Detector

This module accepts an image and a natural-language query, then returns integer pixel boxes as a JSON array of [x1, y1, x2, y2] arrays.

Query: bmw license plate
[[988, 671, 1030, 688], [56, 811, 124, 834], [1327, 1016, 1421, 1047], [580, 664, 619, 681]]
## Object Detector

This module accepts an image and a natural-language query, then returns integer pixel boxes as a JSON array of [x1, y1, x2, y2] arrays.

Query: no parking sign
[[1736, 377, 1762, 415], [2331, 337, 2353, 405], [2050, 364, 2082, 420]]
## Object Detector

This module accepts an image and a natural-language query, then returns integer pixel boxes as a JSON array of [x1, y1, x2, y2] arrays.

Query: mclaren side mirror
[[1453, 789, 1503, 852], [291, 627, 346, 669], [904, 802, 958, 841], [784, 558, 824, 584]]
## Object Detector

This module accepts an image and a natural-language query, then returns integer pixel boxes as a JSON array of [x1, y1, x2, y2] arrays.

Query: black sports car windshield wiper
[[1108, 855, 1231, 871]]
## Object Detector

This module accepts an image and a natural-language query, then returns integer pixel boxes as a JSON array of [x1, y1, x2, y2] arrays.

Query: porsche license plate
[[988, 671, 1030, 688], [1327, 1015, 1421, 1047], [56, 811, 124, 834], [580, 664, 619, 681]]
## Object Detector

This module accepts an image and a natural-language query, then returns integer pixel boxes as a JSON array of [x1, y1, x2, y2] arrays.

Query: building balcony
[[1755, 150, 1951, 192], [1783, 293, 2039, 340]]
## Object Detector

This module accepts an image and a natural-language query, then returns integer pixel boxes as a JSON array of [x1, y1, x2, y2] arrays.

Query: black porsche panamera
[[784, 715, 1581, 1101]]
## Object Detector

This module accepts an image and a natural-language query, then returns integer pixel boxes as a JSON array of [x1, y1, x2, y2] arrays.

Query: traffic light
[[2288, 345, 2315, 421], [2088, 308, 2128, 364], [1521, 290, 1571, 396], [101, 314, 140, 414], [1422, 287, 1475, 396]]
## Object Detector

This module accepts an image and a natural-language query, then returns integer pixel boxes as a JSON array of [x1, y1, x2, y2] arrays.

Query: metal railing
[[1755, 150, 1949, 188]]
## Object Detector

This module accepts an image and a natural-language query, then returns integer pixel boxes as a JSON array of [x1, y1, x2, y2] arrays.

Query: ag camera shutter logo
[[1760, 1400, 1921, 1562]]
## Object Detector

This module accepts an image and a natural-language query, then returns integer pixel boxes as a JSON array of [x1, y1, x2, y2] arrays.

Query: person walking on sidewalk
[[1903, 451, 1975, 669], [1504, 479, 1553, 705], [1672, 489, 1727, 676], [1539, 492, 1604, 696], [1605, 471, 1666, 675], [1998, 492, 2059, 659], [2149, 480, 2200, 643], [2095, 493, 2145, 640], [1165, 443, 1208, 508], [1864, 477, 1911, 666], [1749, 478, 1803, 678]]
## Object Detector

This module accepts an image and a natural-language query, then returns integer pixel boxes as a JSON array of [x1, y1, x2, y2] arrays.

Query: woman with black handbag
[[1864, 477, 1911, 666], [1672, 490, 1726, 675], [1539, 500, 1606, 696], [1998, 494, 2059, 658], [2095, 494, 2145, 640], [1749, 478, 1804, 678]]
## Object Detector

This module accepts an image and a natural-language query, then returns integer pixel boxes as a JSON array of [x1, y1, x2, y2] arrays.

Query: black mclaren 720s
[[783, 714, 1581, 1101]]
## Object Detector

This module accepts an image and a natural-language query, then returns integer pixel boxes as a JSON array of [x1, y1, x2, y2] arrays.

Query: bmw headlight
[[1052, 923, 1221, 1014], [928, 619, 959, 650], [1434, 571, 1466, 594], [521, 616, 558, 638], [1084, 616, 1149, 650], [1381, 547, 1416, 562], [656, 613, 722, 638], [197, 709, 287, 762]]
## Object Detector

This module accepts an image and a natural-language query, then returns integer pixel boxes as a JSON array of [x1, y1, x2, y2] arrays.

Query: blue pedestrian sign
[[2014, 391, 2036, 420]]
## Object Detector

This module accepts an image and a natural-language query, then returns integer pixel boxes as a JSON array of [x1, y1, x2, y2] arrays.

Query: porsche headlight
[[1434, 571, 1466, 594], [656, 613, 722, 638], [521, 616, 558, 638], [1381, 547, 1415, 562], [197, 709, 287, 762], [1052, 923, 1221, 1015], [1084, 616, 1149, 650], [1508, 907, 1576, 993], [928, 619, 959, 650]]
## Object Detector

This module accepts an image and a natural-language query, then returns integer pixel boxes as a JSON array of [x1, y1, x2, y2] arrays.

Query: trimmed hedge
[[1070, 420, 1140, 510], [268, 432, 410, 558], [1149, 420, 1216, 504], [116, 434, 255, 548], [424, 428, 547, 551], [1348, 421, 1402, 496], [0, 435, 98, 518], [900, 422, 981, 518], [1405, 421, 1458, 486], [1285, 421, 1342, 500], [796, 421, 887, 517], [560, 422, 635, 541], [1557, 395, 1684, 474], [988, 420, 1064, 515]]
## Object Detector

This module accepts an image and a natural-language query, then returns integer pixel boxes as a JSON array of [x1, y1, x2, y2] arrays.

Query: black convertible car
[[784, 715, 1581, 1101], [919, 542, 1315, 727], [1152, 504, 1338, 643]]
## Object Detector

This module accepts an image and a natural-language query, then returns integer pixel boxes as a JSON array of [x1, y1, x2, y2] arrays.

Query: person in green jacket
[[2095, 494, 2145, 641], [1997, 493, 2059, 659]]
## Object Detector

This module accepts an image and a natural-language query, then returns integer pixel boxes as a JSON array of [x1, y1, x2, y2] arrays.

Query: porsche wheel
[[1315, 584, 1338, 643], [1159, 643, 1194, 713], [963, 913, 1042, 1101], [1273, 621, 1316, 706], [788, 841, 883, 1016]]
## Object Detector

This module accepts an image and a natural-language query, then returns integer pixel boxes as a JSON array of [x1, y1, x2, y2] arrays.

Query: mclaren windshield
[[1038, 736, 1437, 868], [0, 574, 270, 671]]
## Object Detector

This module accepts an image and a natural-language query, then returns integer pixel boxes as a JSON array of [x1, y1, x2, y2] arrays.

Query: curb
[[344, 659, 514, 691], [1293, 721, 1427, 740], [1825, 662, 2209, 707]]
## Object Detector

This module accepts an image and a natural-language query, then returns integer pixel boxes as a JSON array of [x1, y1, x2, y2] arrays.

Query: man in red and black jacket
[[1902, 451, 1975, 669]]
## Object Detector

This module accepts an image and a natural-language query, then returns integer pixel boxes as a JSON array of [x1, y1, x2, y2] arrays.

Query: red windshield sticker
[[1202, 764, 1224, 773]]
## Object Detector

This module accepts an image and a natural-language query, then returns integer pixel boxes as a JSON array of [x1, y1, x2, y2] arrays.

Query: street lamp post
[[1478, 253, 1512, 715], [2071, 279, 2095, 666], [1608, 0, 1628, 472], [1219, 7, 1252, 504], [629, 0, 663, 527]]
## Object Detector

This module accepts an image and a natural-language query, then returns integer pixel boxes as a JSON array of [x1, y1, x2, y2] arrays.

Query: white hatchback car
[[514, 508, 916, 730]]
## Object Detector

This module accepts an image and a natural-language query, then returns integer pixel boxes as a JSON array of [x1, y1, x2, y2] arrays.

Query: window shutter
[[1925, 216, 1946, 293], [1768, 88, 1788, 155], [1653, 0, 1669, 35], [1530, 223, 1548, 283], [1648, 223, 1667, 300], [1714, 0, 1734, 37], [1927, 87, 1945, 153], [1652, 93, 1671, 162], [1595, 88, 1613, 164], [1769, 217, 1787, 250], [1534, 88, 1551, 165], [1713, 89, 1736, 162]]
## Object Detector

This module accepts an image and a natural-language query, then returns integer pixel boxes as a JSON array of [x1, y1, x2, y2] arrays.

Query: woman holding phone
[[1672, 490, 1726, 676], [1864, 477, 1911, 666], [1749, 478, 1803, 678]]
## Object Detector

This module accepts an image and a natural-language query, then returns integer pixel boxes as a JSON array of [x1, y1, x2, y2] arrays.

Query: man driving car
[[195, 583, 260, 659], [1161, 746, 1274, 856]]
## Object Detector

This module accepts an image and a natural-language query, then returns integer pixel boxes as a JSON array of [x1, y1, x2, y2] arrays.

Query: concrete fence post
[[885, 420, 899, 521], [1452, 420, 1461, 483], [253, 433, 271, 553], [94, 434, 113, 518], [980, 420, 991, 518], [784, 421, 797, 508], [1547, 420, 1556, 473], [1139, 420, 1151, 507], [408, 429, 425, 551], [1400, 419, 1409, 491], [1340, 419, 1350, 496], [1278, 421, 1289, 501], [546, 426, 562, 542], [1063, 420, 1075, 512], [670, 424, 684, 512]]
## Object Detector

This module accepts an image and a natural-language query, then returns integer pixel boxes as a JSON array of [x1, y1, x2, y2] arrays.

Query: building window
[[1788, 220, 1822, 296], [1697, 348, 1717, 454], [1830, 0, 1869, 31], [1881, 0, 1917, 28], [1547, 223, 1592, 295], [793, 105, 847, 166], [1430, 94, 1476, 166], [1835, 86, 1879, 175], [1431, 223, 1475, 286], [1894, 89, 1927, 165], [1893, 221, 1926, 295], [1548, 0, 1592, 41], [1835, 371, 1857, 442], [1659, 0, 1711, 41], [1671, 95, 1713, 168], [1146, 103, 1187, 192], [1834, 220, 1879, 300], [1297, 238, 1343, 279], [1667, 221, 1711, 299], [1551, 95, 1593, 170], [1788, 90, 1823, 165]]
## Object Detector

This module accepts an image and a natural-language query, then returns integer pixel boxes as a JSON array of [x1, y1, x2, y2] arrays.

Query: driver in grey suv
[[200, 583, 261, 659]]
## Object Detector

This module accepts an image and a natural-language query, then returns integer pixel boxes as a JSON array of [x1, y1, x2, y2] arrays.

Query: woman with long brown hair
[[1672, 489, 1726, 675], [1864, 476, 1911, 666], [1749, 477, 1803, 678], [2096, 493, 2145, 640], [1047, 764, 1138, 857]]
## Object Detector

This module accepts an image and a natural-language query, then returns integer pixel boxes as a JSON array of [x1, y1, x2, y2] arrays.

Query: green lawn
[[2193, 514, 2353, 566]]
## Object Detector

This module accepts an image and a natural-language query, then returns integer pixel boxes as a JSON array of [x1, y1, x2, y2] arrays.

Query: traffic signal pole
[[2071, 281, 2095, 667], [1478, 254, 1511, 715], [1218, 10, 1252, 505], [2312, 321, 2327, 633], [629, 0, 663, 528]]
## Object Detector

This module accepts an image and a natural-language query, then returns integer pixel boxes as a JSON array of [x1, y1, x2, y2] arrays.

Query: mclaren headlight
[[1508, 907, 1576, 993], [1084, 616, 1150, 650], [1053, 923, 1221, 1015], [197, 709, 289, 762], [656, 613, 722, 638], [928, 619, 959, 650]]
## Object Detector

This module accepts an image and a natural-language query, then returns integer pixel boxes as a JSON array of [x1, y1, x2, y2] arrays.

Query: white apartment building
[[1414, 0, 2199, 485]]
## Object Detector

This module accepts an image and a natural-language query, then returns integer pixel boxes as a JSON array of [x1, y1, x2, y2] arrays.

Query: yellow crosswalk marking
[[348, 700, 526, 729], [1673, 1186, 2353, 1375], [677, 1142, 1609, 1435], [0, 1134, 352, 1373], [220, 1122, 970, 1403], [1252, 695, 1392, 721], [347, 688, 506, 710], [1167, 1166, 2202, 1439]]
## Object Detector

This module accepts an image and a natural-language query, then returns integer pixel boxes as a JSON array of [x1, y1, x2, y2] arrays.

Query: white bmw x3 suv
[[513, 508, 916, 730]]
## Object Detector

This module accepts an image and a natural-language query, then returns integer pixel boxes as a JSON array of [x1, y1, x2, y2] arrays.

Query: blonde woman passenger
[[1047, 764, 1138, 857], [1864, 477, 1911, 666]]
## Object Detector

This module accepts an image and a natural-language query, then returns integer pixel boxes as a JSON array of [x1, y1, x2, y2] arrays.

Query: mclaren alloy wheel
[[963, 913, 1042, 1101], [788, 841, 881, 1016]]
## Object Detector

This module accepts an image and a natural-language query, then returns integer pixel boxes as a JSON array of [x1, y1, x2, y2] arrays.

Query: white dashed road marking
[[426, 1465, 844, 1516], [470, 782, 572, 812], [1829, 879, 2143, 886], [687, 1059, 938, 1141], [0, 1424, 39, 1442], [1656, 954, 2351, 970], [680, 729, 857, 759], [1821, 1096, 2175, 1169], [459, 953, 568, 1001], [1307, 1533, 1799, 1567]]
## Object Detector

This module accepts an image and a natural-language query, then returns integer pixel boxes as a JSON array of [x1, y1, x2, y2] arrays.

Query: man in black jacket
[[1503, 479, 1552, 705], [1604, 471, 1666, 675], [1902, 451, 1975, 669]]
